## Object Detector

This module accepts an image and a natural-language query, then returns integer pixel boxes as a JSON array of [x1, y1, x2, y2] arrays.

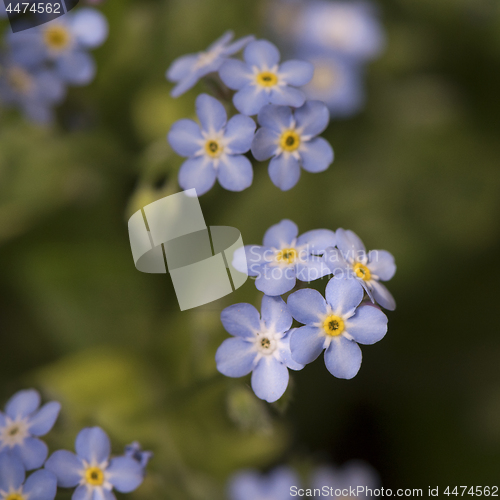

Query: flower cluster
[[166, 32, 334, 193], [216, 219, 396, 402], [0, 389, 150, 500], [0, 8, 108, 123]]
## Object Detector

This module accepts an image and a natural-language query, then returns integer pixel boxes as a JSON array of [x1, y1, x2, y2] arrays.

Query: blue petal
[[290, 326, 325, 364], [336, 228, 366, 259], [170, 72, 199, 98], [251, 127, 279, 161], [71, 8, 108, 48], [255, 265, 296, 296], [0, 452, 25, 492], [257, 104, 293, 133], [325, 277, 364, 317], [233, 85, 269, 116], [220, 303, 261, 338], [106, 456, 143, 493], [75, 427, 110, 464], [268, 154, 301, 191], [278, 330, 305, 371], [207, 30, 234, 51], [178, 157, 217, 196], [261, 295, 292, 334], [166, 54, 197, 82], [324, 337, 362, 379], [5, 389, 40, 419], [37, 70, 66, 103], [23, 469, 57, 500], [14, 437, 48, 470], [215, 338, 257, 377], [91, 488, 115, 500], [0, 412, 5, 427], [222, 35, 255, 56], [28, 401, 61, 436], [218, 155, 253, 191], [45, 450, 83, 487], [56, 51, 96, 86], [167, 119, 203, 157], [251, 357, 289, 403], [345, 305, 387, 345], [300, 137, 334, 173], [323, 247, 350, 275], [278, 60, 314, 86], [72, 485, 92, 500], [367, 250, 396, 281], [268, 466, 302, 497], [269, 86, 305, 108], [263, 219, 298, 248], [294, 100, 330, 137], [244, 40, 280, 68], [295, 258, 332, 282], [225, 114, 256, 154], [219, 59, 253, 90], [371, 281, 396, 311], [195, 94, 227, 133], [234, 245, 273, 276], [287, 288, 327, 325], [297, 229, 336, 254], [227, 470, 265, 500]]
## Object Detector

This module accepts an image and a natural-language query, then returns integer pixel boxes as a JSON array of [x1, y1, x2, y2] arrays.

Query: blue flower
[[166, 31, 254, 98], [124, 442, 152, 470], [216, 295, 304, 403], [227, 466, 300, 500], [219, 39, 314, 116], [233, 219, 335, 296], [251, 101, 334, 190], [168, 93, 256, 195], [0, 389, 61, 470], [45, 427, 144, 500], [287, 277, 388, 379], [323, 228, 396, 310], [0, 452, 57, 500]]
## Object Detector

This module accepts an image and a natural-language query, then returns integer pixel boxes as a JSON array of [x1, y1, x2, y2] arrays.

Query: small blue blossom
[[227, 466, 300, 500], [233, 219, 335, 296], [219, 39, 314, 116], [168, 93, 256, 195], [166, 31, 254, 98], [323, 228, 396, 310], [124, 442, 153, 470], [0, 452, 57, 500], [251, 101, 334, 190], [287, 277, 388, 379], [45, 427, 144, 500], [0, 389, 61, 471], [216, 295, 304, 403]]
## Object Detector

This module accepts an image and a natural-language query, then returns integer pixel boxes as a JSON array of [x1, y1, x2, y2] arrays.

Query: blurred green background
[[1, 0, 500, 497]]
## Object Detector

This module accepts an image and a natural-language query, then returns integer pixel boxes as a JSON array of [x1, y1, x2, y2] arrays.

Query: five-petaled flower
[[168, 93, 256, 195], [216, 295, 304, 403], [233, 219, 335, 296], [0, 389, 61, 470], [288, 277, 387, 379], [219, 39, 314, 116], [251, 101, 334, 190], [324, 228, 396, 310], [45, 427, 144, 500]]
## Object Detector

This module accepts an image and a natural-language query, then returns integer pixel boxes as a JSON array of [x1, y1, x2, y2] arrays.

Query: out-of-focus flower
[[324, 228, 396, 310], [216, 295, 303, 403], [288, 277, 387, 379], [168, 93, 256, 195], [124, 442, 153, 470], [219, 39, 313, 116], [45, 427, 144, 500], [166, 31, 254, 98], [0, 389, 61, 470], [227, 466, 300, 499], [233, 219, 335, 296], [0, 452, 57, 500], [251, 101, 334, 190]]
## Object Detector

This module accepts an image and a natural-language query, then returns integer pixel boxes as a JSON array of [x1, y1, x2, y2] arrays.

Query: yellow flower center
[[44, 25, 71, 50], [205, 140, 223, 158], [256, 71, 278, 87], [85, 467, 105, 486], [276, 248, 297, 264], [6, 494, 24, 500], [260, 337, 271, 349], [323, 314, 345, 336], [353, 263, 371, 281], [280, 130, 301, 152], [7, 67, 33, 94]]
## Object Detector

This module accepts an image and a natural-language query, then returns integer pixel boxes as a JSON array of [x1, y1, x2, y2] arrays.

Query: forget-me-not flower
[[251, 102, 334, 190], [168, 93, 256, 195], [166, 31, 254, 98], [216, 295, 304, 403], [45, 427, 144, 500], [0, 389, 61, 470], [219, 39, 314, 116], [124, 442, 153, 470], [288, 277, 387, 379], [324, 228, 396, 310], [227, 466, 300, 500], [0, 452, 57, 500], [233, 219, 335, 296]]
